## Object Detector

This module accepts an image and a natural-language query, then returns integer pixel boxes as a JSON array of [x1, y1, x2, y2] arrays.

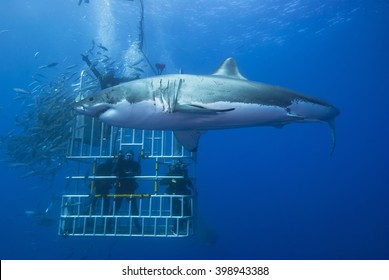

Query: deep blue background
[[0, 0, 388, 260]]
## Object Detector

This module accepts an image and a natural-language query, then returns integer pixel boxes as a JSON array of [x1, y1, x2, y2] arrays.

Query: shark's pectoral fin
[[174, 130, 206, 152], [175, 104, 235, 114]]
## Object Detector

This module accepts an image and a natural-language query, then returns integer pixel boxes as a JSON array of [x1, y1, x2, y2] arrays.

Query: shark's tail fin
[[328, 119, 337, 156]]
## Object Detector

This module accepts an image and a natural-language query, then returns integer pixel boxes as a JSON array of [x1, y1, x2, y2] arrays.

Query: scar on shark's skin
[[74, 58, 339, 153]]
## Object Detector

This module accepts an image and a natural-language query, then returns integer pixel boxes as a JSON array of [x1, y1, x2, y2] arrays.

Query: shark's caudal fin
[[328, 119, 337, 156], [173, 130, 206, 152], [212, 57, 247, 80]]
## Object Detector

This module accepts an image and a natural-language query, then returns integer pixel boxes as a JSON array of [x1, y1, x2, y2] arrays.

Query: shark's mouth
[[74, 104, 110, 118]]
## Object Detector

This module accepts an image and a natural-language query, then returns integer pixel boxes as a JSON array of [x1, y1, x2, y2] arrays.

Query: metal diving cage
[[58, 72, 197, 237]]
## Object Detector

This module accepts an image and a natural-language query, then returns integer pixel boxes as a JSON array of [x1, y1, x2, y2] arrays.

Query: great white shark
[[74, 58, 340, 153]]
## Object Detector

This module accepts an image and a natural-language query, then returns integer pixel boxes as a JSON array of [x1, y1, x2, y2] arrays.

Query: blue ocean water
[[0, 0, 388, 260]]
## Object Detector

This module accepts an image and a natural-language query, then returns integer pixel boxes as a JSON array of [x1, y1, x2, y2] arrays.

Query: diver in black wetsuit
[[112, 150, 141, 231], [81, 54, 140, 89], [160, 161, 194, 234], [155, 63, 166, 75], [89, 159, 114, 215]]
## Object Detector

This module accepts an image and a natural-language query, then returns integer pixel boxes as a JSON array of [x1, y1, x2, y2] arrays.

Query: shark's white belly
[[99, 100, 290, 130]]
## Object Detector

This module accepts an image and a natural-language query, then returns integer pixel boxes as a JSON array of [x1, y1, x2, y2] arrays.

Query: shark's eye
[[89, 97, 94, 101]]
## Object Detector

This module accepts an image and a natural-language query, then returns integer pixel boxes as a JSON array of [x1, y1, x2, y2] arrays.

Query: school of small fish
[[0, 44, 141, 179]]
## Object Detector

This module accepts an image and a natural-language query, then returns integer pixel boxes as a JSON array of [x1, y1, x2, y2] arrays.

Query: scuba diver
[[112, 150, 142, 231], [89, 158, 115, 215], [81, 54, 140, 89], [155, 63, 166, 75], [160, 161, 194, 234]]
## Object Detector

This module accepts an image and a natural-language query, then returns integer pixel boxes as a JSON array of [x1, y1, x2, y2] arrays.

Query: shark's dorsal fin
[[212, 57, 247, 80]]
